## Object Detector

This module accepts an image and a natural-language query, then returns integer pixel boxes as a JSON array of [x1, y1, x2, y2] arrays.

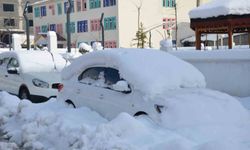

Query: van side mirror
[[112, 80, 131, 94], [7, 67, 19, 74]]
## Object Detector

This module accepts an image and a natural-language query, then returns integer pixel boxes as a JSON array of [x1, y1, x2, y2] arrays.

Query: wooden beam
[[228, 26, 233, 49], [195, 29, 201, 50]]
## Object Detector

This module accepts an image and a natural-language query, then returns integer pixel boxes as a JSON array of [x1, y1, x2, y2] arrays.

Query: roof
[[62, 49, 206, 97], [189, 0, 250, 19], [0, 50, 67, 73]]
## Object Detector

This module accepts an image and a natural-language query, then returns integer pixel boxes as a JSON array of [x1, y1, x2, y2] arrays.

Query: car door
[[5, 57, 23, 95], [98, 67, 136, 119], [77, 66, 135, 119], [76, 67, 107, 113], [0, 57, 10, 91]]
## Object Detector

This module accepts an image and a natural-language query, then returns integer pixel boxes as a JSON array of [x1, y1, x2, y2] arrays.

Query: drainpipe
[[23, 1, 30, 50], [66, 0, 73, 53], [100, 13, 105, 49]]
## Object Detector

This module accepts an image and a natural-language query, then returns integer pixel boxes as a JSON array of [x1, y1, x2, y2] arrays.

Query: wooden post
[[228, 26, 233, 49], [195, 29, 201, 50]]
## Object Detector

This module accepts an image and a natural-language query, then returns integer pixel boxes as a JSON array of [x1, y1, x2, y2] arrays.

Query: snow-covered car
[[57, 48, 248, 123], [0, 50, 68, 102], [57, 48, 209, 121]]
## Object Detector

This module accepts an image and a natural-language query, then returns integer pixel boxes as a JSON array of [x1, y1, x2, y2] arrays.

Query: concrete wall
[[171, 50, 250, 97]]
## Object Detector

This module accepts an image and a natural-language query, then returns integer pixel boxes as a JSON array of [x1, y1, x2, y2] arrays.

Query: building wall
[[0, 0, 34, 44], [33, 0, 208, 48]]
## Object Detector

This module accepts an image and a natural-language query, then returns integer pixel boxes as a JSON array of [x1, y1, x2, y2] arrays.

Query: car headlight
[[32, 78, 49, 88], [154, 104, 165, 114]]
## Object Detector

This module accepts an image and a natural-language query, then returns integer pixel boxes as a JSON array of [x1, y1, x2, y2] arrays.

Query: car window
[[7, 58, 19, 69], [78, 67, 121, 88], [104, 68, 121, 85], [0, 57, 9, 67]]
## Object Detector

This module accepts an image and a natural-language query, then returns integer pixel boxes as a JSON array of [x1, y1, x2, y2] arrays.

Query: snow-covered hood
[[157, 88, 250, 128]]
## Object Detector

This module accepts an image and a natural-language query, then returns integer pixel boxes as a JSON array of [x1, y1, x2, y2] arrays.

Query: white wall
[[171, 50, 250, 97]]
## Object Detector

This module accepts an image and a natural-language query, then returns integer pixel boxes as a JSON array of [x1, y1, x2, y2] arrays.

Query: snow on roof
[[62, 49, 206, 97], [0, 51, 67, 73], [189, 0, 250, 19]]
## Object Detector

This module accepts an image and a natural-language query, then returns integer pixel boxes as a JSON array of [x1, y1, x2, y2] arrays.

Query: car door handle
[[99, 94, 104, 99], [5, 75, 8, 77], [76, 89, 81, 94]]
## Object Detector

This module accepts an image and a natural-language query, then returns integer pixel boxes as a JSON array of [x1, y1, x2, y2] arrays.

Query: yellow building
[[33, 0, 211, 48]]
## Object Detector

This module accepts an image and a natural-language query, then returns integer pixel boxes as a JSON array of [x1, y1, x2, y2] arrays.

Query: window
[[7, 58, 19, 69], [50, 24, 56, 31], [65, 22, 76, 33], [78, 67, 121, 87], [40, 6, 46, 17], [49, 4, 55, 15], [4, 19, 15, 26], [89, 0, 101, 9], [35, 26, 41, 34], [76, 0, 81, 11], [104, 41, 116, 48], [34, 7, 40, 17], [28, 6, 33, 13], [163, 17, 176, 30], [82, 0, 87, 11], [163, 0, 175, 7], [56, 24, 63, 35], [0, 57, 9, 66], [57, 3, 62, 15], [29, 20, 33, 27], [3, 4, 14, 12], [103, 0, 116, 7], [90, 19, 100, 31], [77, 20, 88, 33], [41, 25, 48, 33], [104, 16, 116, 30]]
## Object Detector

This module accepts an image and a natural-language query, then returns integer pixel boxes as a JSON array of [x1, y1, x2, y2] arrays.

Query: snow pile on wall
[[189, 0, 250, 19], [1, 91, 250, 149], [171, 49, 250, 97]]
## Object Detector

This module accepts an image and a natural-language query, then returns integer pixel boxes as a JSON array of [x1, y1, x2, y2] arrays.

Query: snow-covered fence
[[171, 49, 250, 97]]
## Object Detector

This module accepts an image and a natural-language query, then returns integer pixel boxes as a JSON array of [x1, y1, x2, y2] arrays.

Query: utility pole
[[100, 13, 104, 50], [23, 1, 30, 50], [196, 0, 200, 7], [66, 0, 73, 53], [174, 2, 178, 50]]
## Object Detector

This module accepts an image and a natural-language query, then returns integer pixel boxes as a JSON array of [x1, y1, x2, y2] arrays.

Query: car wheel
[[65, 100, 76, 108], [134, 111, 148, 117], [19, 87, 30, 100]]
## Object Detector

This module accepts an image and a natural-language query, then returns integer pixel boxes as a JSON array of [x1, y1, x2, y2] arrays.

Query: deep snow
[[0, 91, 250, 150]]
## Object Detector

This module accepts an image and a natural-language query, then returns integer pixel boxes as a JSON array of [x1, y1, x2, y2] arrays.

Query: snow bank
[[189, 0, 250, 19], [1, 91, 250, 149], [62, 49, 206, 97]]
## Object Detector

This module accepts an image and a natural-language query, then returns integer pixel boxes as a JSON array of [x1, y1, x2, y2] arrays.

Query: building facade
[[33, 0, 210, 48], [0, 0, 34, 46]]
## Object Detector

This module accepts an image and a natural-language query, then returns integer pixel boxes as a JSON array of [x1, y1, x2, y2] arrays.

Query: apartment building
[[33, 0, 210, 48], [0, 0, 34, 45]]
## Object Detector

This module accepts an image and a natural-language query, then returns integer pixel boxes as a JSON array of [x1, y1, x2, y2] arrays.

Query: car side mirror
[[112, 80, 131, 93], [7, 67, 19, 74]]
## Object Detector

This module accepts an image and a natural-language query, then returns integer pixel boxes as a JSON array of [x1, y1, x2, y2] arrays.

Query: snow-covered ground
[[0, 91, 250, 150]]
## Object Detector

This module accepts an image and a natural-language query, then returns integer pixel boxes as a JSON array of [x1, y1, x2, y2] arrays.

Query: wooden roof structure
[[190, 14, 250, 50]]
